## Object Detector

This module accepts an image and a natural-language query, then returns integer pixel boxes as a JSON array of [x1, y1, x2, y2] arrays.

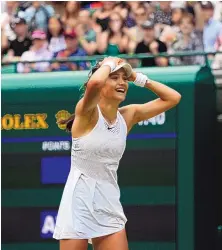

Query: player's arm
[[120, 71, 181, 132]]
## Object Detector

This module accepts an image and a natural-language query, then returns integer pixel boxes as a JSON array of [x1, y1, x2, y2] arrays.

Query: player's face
[[101, 69, 129, 102]]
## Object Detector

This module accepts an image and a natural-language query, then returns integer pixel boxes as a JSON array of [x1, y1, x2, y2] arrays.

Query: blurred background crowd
[[1, 1, 222, 73]]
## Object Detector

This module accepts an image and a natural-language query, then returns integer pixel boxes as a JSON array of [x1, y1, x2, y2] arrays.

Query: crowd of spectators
[[1, 1, 222, 73]]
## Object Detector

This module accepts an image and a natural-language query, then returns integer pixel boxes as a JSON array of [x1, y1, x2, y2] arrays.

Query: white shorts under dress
[[53, 105, 128, 243]]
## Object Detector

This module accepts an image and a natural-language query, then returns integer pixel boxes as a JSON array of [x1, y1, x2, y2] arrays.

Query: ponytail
[[58, 61, 101, 132], [57, 113, 75, 132]]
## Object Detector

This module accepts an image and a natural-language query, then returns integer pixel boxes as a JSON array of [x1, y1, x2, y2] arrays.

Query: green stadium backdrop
[[2, 66, 216, 250]]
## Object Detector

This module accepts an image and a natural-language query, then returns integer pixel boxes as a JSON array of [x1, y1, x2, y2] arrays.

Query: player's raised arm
[[120, 71, 181, 130]]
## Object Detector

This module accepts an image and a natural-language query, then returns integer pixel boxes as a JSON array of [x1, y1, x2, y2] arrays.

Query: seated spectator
[[123, 4, 151, 53], [62, 1, 81, 30], [47, 16, 66, 54], [75, 10, 97, 55], [201, 1, 222, 52], [51, 30, 87, 71], [17, 30, 52, 73], [96, 12, 129, 55], [154, 1, 174, 46], [23, 1, 54, 32], [135, 20, 168, 67], [92, 1, 116, 32], [171, 7, 185, 30], [3, 17, 32, 62], [160, 6, 186, 47], [170, 13, 204, 66]]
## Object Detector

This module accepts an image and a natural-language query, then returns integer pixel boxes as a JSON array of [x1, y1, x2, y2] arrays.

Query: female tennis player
[[53, 56, 181, 250]]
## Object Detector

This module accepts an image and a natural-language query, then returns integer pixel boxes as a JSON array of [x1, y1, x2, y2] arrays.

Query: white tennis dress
[[53, 105, 128, 242]]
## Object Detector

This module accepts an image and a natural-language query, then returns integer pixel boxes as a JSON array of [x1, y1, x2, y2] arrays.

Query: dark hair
[[58, 62, 101, 132], [47, 15, 64, 41]]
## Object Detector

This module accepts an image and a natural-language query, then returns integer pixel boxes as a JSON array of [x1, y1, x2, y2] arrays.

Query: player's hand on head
[[100, 57, 124, 67], [127, 70, 137, 82]]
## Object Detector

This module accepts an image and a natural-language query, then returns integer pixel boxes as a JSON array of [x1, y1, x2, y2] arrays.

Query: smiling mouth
[[115, 88, 126, 93]]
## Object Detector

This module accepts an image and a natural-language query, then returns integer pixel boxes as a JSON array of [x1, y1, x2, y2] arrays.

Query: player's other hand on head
[[100, 57, 125, 67]]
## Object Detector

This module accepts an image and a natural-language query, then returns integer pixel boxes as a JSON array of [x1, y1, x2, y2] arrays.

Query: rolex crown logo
[[55, 110, 71, 130]]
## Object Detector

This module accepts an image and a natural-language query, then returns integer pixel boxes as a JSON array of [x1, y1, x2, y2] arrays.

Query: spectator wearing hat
[[201, 1, 222, 52], [170, 13, 204, 66], [17, 30, 52, 73], [134, 20, 168, 67], [23, 1, 54, 32], [51, 30, 87, 72], [3, 17, 32, 62]]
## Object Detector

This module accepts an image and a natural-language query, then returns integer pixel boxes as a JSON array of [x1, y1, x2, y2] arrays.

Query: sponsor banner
[[1, 113, 48, 130]]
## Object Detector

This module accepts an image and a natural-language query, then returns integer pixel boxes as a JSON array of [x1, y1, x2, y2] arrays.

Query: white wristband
[[102, 61, 116, 73], [133, 72, 149, 87]]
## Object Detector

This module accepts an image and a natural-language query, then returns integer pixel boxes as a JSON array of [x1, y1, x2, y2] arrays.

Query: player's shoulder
[[75, 97, 97, 119], [119, 104, 138, 120]]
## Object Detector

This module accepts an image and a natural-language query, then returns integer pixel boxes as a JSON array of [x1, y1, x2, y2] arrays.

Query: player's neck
[[98, 100, 119, 122]]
